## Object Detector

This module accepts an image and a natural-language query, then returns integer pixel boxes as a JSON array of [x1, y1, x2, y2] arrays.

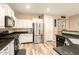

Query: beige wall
[[15, 12, 66, 20], [15, 12, 41, 20], [65, 19, 70, 30], [68, 14, 79, 31]]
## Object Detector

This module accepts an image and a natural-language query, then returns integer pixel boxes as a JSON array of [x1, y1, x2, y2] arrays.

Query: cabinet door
[[9, 40, 14, 55], [15, 19, 33, 28], [0, 45, 9, 55], [2, 4, 8, 16], [7, 6, 12, 17], [3, 4, 14, 17], [0, 40, 14, 55], [44, 15, 54, 42], [0, 5, 5, 28]]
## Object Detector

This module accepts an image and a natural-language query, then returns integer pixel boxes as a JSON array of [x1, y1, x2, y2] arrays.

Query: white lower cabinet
[[0, 44, 9, 55], [0, 5, 5, 28], [9, 40, 14, 55], [0, 39, 14, 55], [19, 34, 33, 43]]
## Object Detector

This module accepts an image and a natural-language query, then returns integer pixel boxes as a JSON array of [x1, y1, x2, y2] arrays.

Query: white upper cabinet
[[3, 4, 14, 17], [0, 5, 5, 28], [15, 19, 33, 28], [0, 4, 15, 28]]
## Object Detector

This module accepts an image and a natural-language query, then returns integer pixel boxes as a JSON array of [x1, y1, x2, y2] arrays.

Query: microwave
[[5, 16, 15, 27]]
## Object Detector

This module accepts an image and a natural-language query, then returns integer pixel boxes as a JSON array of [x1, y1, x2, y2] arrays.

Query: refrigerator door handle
[[39, 24, 40, 35]]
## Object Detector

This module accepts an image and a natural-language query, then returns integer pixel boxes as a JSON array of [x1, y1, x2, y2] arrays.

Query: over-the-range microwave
[[5, 16, 15, 27]]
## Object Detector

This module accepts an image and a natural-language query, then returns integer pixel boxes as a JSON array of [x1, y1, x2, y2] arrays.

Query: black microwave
[[5, 16, 15, 27]]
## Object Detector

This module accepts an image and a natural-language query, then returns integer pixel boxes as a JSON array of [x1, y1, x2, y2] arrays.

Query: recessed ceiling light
[[26, 4, 30, 9], [46, 8, 51, 12]]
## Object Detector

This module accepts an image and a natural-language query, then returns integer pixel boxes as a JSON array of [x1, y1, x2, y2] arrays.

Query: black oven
[[5, 16, 15, 27]]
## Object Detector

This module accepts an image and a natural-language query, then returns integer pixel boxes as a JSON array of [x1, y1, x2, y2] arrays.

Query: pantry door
[[44, 15, 54, 42]]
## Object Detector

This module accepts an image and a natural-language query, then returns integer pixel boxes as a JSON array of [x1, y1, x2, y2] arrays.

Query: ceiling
[[8, 3, 79, 16]]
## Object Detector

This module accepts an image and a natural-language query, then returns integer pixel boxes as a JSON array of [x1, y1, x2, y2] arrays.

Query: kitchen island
[[53, 30, 79, 55]]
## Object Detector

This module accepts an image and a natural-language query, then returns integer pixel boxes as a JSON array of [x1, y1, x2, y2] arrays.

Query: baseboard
[[21, 42, 33, 44]]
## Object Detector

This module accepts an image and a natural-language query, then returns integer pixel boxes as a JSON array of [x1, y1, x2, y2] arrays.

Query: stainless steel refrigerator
[[33, 19, 44, 43]]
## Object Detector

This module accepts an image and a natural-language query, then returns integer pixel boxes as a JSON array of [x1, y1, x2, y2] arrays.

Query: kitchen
[[0, 3, 79, 55]]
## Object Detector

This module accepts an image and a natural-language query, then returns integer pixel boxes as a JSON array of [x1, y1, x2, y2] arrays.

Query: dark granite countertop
[[53, 45, 79, 55], [0, 38, 14, 51], [0, 31, 29, 39], [0, 32, 19, 51], [62, 34, 79, 39], [62, 31, 79, 36], [62, 30, 79, 39], [0, 30, 31, 51], [10, 31, 29, 34], [54, 31, 79, 55]]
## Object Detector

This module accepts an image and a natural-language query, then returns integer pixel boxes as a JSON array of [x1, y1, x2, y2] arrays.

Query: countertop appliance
[[33, 19, 44, 43], [5, 16, 15, 27]]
